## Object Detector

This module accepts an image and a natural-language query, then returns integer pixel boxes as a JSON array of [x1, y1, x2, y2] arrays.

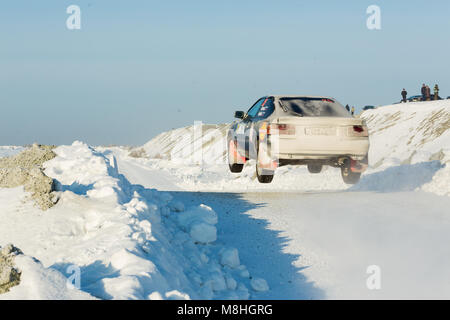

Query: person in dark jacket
[[434, 84, 439, 100], [401, 89, 407, 102], [421, 84, 427, 101], [426, 85, 431, 101]]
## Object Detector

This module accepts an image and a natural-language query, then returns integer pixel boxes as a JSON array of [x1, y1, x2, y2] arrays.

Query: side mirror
[[234, 111, 245, 119]]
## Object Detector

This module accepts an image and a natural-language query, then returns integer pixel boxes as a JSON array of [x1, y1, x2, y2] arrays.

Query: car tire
[[256, 141, 274, 183], [228, 139, 244, 173], [307, 164, 322, 174], [229, 163, 244, 173], [341, 167, 361, 184]]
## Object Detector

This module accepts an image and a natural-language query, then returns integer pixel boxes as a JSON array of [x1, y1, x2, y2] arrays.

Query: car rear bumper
[[277, 152, 367, 160], [271, 137, 369, 161]]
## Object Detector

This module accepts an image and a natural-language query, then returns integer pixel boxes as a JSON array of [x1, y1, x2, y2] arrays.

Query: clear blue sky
[[1, 0, 449, 145]]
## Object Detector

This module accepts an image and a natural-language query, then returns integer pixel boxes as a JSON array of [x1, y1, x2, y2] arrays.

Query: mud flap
[[257, 141, 278, 171], [350, 158, 368, 173], [229, 140, 246, 164]]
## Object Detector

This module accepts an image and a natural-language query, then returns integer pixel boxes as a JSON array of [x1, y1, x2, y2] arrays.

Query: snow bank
[[0, 252, 94, 300], [361, 100, 449, 168], [135, 123, 230, 165], [421, 152, 450, 196], [359, 101, 449, 195], [0, 141, 265, 299]]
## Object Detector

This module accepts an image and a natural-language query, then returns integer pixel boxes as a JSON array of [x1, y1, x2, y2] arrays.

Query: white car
[[227, 95, 370, 183]]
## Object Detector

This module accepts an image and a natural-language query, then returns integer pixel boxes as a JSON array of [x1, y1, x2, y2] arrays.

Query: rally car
[[227, 95, 370, 184]]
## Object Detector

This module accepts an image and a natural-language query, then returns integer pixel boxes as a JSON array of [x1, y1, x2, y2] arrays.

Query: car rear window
[[255, 98, 275, 119], [279, 97, 351, 117]]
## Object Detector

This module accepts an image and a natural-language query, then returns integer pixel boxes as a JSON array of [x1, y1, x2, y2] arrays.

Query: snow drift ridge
[[1, 141, 267, 299]]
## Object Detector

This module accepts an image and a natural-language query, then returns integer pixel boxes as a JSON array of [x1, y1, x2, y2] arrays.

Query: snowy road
[[114, 151, 450, 299]]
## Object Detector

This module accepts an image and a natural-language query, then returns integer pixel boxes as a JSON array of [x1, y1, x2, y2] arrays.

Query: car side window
[[254, 97, 275, 119], [246, 99, 264, 119]]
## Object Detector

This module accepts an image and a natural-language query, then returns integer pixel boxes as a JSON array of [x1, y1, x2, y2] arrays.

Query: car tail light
[[269, 124, 296, 135], [348, 125, 368, 137]]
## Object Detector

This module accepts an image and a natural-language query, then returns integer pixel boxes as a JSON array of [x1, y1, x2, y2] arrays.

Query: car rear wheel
[[256, 142, 274, 183], [228, 139, 244, 173], [307, 164, 323, 174], [341, 167, 361, 184]]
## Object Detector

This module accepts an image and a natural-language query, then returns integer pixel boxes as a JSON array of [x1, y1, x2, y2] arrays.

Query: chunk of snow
[[250, 278, 269, 292], [148, 291, 163, 300], [220, 248, 240, 269], [165, 290, 190, 300], [169, 200, 185, 212], [226, 276, 237, 290], [175, 204, 218, 230], [190, 223, 217, 244], [209, 273, 227, 292]]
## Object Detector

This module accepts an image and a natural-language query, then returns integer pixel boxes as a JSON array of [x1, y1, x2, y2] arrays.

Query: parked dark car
[[406, 95, 442, 102], [407, 95, 423, 102], [362, 105, 375, 111]]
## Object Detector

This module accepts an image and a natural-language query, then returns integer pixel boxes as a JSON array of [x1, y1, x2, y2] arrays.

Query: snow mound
[[0, 244, 93, 299], [0, 244, 22, 294], [361, 100, 449, 168], [136, 123, 230, 165], [0, 141, 266, 299], [172, 204, 218, 244], [359, 101, 450, 195], [0, 144, 56, 210]]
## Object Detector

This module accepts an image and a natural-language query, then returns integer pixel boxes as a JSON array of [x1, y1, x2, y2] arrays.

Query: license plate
[[305, 127, 336, 136]]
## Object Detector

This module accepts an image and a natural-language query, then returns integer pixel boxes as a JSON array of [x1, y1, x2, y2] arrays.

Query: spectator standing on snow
[[434, 84, 439, 100], [345, 104, 350, 112], [421, 84, 427, 101], [426, 85, 431, 101], [401, 88, 407, 102], [351, 106, 355, 116]]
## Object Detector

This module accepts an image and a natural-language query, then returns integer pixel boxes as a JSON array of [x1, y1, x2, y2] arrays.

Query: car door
[[246, 97, 275, 158], [236, 98, 264, 157]]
